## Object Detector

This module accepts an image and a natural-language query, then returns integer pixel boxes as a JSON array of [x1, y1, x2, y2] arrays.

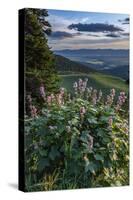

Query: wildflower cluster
[[73, 78, 88, 95], [25, 78, 129, 191], [88, 134, 93, 151], [80, 106, 86, 117], [108, 116, 113, 127], [26, 94, 37, 118], [106, 88, 115, 106], [41, 87, 66, 106], [92, 89, 97, 105], [116, 91, 127, 111], [39, 83, 45, 100], [97, 90, 103, 103], [73, 78, 104, 106]]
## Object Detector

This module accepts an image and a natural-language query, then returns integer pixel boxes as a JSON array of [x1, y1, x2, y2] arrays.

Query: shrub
[[24, 78, 129, 191]]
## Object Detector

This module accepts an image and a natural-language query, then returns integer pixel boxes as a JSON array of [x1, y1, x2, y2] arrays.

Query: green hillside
[[55, 54, 128, 97], [60, 73, 128, 97], [54, 54, 95, 73]]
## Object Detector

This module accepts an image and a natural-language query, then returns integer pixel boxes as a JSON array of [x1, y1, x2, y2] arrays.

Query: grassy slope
[[60, 72, 128, 96], [55, 54, 128, 94], [89, 73, 128, 92]]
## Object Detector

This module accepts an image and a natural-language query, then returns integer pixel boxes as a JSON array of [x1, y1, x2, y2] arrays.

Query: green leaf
[[85, 161, 96, 174], [58, 124, 65, 133], [88, 118, 97, 124], [94, 154, 104, 161], [38, 158, 50, 172], [97, 130, 104, 137], [25, 135, 33, 147], [73, 127, 80, 135], [49, 146, 60, 161], [80, 131, 89, 143], [100, 116, 109, 122], [115, 180, 122, 186], [68, 160, 79, 174], [89, 107, 97, 113], [71, 118, 78, 125], [104, 109, 115, 116], [39, 149, 47, 156], [38, 127, 47, 135], [70, 134, 77, 148], [103, 137, 111, 143]]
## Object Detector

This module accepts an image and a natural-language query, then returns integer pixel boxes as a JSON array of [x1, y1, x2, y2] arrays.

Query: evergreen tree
[[24, 8, 60, 97]]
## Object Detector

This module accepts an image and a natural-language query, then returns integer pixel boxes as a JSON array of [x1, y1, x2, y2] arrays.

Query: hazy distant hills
[[55, 49, 129, 57], [54, 49, 129, 79], [101, 65, 129, 80]]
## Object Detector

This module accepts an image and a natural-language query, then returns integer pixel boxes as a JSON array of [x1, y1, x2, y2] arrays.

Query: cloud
[[121, 32, 129, 36], [80, 17, 90, 23], [50, 31, 73, 39], [48, 35, 129, 50], [105, 32, 129, 38], [87, 33, 100, 37], [68, 23, 123, 32], [47, 14, 71, 33], [105, 33, 120, 38], [49, 31, 83, 40], [47, 14, 82, 33], [118, 17, 130, 24]]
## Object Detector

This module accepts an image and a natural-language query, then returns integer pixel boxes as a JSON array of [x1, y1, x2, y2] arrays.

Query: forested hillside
[[54, 54, 95, 74]]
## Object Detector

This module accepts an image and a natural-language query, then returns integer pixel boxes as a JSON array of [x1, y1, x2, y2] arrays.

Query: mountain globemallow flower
[[39, 84, 45, 99], [88, 135, 93, 151], [80, 106, 86, 117], [116, 91, 127, 111], [27, 94, 32, 103], [73, 82, 78, 89], [30, 105, 37, 118], [108, 116, 113, 127], [111, 88, 115, 97], [47, 95, 52, 105], [60, 87, 65, 96], [92, 89, 97, 105], [66, 126, 71, 133]]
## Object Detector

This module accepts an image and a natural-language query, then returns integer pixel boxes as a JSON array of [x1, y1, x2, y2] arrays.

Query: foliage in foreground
[[24, 78, 129, 191]]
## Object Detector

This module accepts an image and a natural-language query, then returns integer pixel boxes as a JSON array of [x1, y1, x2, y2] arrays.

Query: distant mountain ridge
[[54, 49, 129, 57], [54, 49, 129, 80]]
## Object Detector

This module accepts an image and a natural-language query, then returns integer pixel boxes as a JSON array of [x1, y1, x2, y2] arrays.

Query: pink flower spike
[[47, 95, 52, 105], [39, 84, 45, 98], [30, 105, 37, 118], [80, 106, 86, 116], [108, 116, 113, 127]]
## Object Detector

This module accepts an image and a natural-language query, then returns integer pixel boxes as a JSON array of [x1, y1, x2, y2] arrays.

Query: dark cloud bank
[[50, 31, 73, 39], [105, 33, 120, 38], [68, 23, 124, 32], [118, 17, 130, 24], [49, 22, 129, 40], [50, 31, 82, 39]]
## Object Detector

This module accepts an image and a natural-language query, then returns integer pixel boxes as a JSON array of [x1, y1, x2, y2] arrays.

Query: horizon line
[[53, 48, 129, 51]]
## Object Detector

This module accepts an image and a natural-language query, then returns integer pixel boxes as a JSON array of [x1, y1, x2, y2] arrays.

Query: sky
[[46, 9, 129, 50]]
